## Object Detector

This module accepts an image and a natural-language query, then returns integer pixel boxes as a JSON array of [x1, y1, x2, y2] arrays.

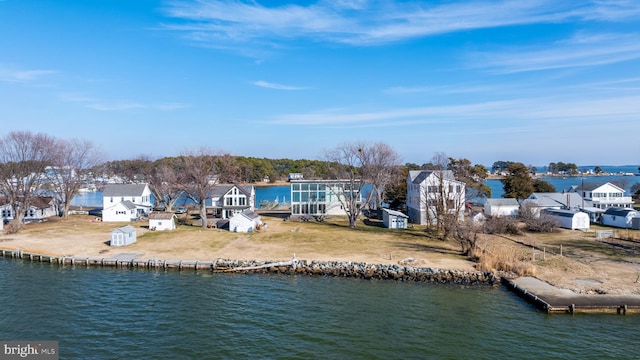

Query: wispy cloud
[[265, 94, 640, 128], [253, 80, 307, 90], [162, 0, 640, 49], [0, 66, 58, 83], [472, 32, 640, 73], [59, 92, 189, 111]]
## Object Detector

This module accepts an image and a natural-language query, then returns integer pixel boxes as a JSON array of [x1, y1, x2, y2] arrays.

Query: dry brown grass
[[471, 242, 537, 276]]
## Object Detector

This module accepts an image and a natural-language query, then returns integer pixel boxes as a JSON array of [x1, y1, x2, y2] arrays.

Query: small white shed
[[229, 209, 262, 232], [542, 209, 590, 230], [601, 208, 638, 229], [149, 213, 177, 231], [382, 208, 409, 229], [110, 225, 137, 246], [484, 198, 519, 217]]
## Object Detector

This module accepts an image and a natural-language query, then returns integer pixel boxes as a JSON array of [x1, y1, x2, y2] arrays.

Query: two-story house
[[102, 183, 153, 222], [569, 182, 633, 210], [289, 179, 362, 217], [208, 184, 256, 219], [406, 170, 466, 225]]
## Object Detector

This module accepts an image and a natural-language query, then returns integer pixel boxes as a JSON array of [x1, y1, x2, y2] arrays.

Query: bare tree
[[0, 131, 57, 229], [324, 141, 400, 227], [361, 142, 401, 217], [146, 162, 183, 212], [179, 147, 227, 228], [325, 142, 367, 228], [47, 138, 103, 218]]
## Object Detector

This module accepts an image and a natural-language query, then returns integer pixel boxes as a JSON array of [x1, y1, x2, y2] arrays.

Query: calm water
[[1, 259, 638, 359]]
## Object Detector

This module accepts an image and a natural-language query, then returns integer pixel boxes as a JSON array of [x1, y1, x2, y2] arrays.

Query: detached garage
[[542, 209, 590, 230]]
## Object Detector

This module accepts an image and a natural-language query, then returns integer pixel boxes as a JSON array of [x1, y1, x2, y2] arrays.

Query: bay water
[[1, 258, 638, 359]]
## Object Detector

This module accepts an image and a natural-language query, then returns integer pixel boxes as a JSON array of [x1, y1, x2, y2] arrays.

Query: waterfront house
[[229, 209, 262, 232], [382, 208, 409, 229], [110, 225, 137, 246], [0, 196, 59, 223], [406, 170, 466, 225], [483, 198, 519, 217], [289, 179, 362, 217], [601, 207, 638, 229], [149, 213, 177, 231], [542, 209, 590, 231], [207, 184, 256, 219], [569, 182, 633, 210], [102, 183, 153, 222]]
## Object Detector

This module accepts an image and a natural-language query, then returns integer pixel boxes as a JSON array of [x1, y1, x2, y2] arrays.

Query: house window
[[239, 197, 246, 206]]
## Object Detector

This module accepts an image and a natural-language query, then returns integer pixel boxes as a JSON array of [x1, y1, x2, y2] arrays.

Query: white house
[[484, 198, 519, 217], [382, 208, 409, 229], [406, 170, 466, 225], [229, 209, 262, 232], [0, 196, 59, 223], [110, 225, 137, 246], [149, 213, 177, 231], [542, 209, 590, 230], [290, 179, 362, 217], [601, 207, 638, 229], [102, 184, 153, 222], [569, 182, 633, 210], [208, 184, 256, 219]]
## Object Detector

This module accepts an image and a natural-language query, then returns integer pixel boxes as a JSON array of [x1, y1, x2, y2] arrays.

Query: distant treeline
[[96, 156, 335, 183]]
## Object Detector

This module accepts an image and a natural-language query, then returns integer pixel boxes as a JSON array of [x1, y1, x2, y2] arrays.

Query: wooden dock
[[502, 277, 640, 314]]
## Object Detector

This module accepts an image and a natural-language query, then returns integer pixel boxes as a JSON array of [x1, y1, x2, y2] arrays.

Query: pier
[[502, 276, 640, 314]]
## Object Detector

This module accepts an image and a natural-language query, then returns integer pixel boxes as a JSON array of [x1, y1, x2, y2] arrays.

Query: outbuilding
[[110, 225, 137, 246], [149, 213, 177, 231], [601, 207, 639, 229], [229, 209, 262, 232], [483, 198, 519, 217], [382, 208, 409, 229], [542, 209, 590, 230]]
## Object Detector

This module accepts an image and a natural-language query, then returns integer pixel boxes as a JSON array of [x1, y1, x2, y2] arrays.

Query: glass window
[[293, 192, 300, 202], [293, 183, 300, 191], [301, 183, 309, 191]]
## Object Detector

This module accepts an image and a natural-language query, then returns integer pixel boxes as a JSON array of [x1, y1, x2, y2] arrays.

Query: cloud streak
[[59, 92, 189, 111], [0, 66, 58, 83], [162, 0, 640, 48], [253, 80, 307, 90]]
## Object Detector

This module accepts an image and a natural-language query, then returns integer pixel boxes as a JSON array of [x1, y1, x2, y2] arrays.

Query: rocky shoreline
[[0, 249, 498, 286], [213, 258, 499, 285]]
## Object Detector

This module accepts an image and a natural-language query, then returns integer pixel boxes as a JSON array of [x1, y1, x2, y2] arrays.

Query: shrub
[[482, 216, 521, 235], [4, 220, 24, 234]]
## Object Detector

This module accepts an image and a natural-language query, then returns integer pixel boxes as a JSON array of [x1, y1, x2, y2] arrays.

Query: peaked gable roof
[[485, 198, 519, 207], [103, 184, 150, 197], [112, 225, 136, 233], [527, 192, 586, 208], [573, 181, 624, 193], [408, 170, 455, 184], [210, 184, 253, 198]]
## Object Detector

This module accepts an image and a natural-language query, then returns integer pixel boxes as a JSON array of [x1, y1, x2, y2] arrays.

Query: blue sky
[[1, 0, 639, 166]]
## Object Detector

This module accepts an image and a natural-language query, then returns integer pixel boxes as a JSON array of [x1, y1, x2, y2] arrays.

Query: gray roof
[[103, 184, 149, 197], [573, 181, 623, 192], [239, 209, 260, 220], [120, 200, 137, 210], [112, 225, 136, 233], [485, 198, 519, 206], [527, 192, 588, 208], [383, 208, 409, 218], [149, 213, 176, 220], [408, 170, 455, 184], [209, 184, 253, 198], [542, 209, 585, 218], [603, 207, 637, 216]]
